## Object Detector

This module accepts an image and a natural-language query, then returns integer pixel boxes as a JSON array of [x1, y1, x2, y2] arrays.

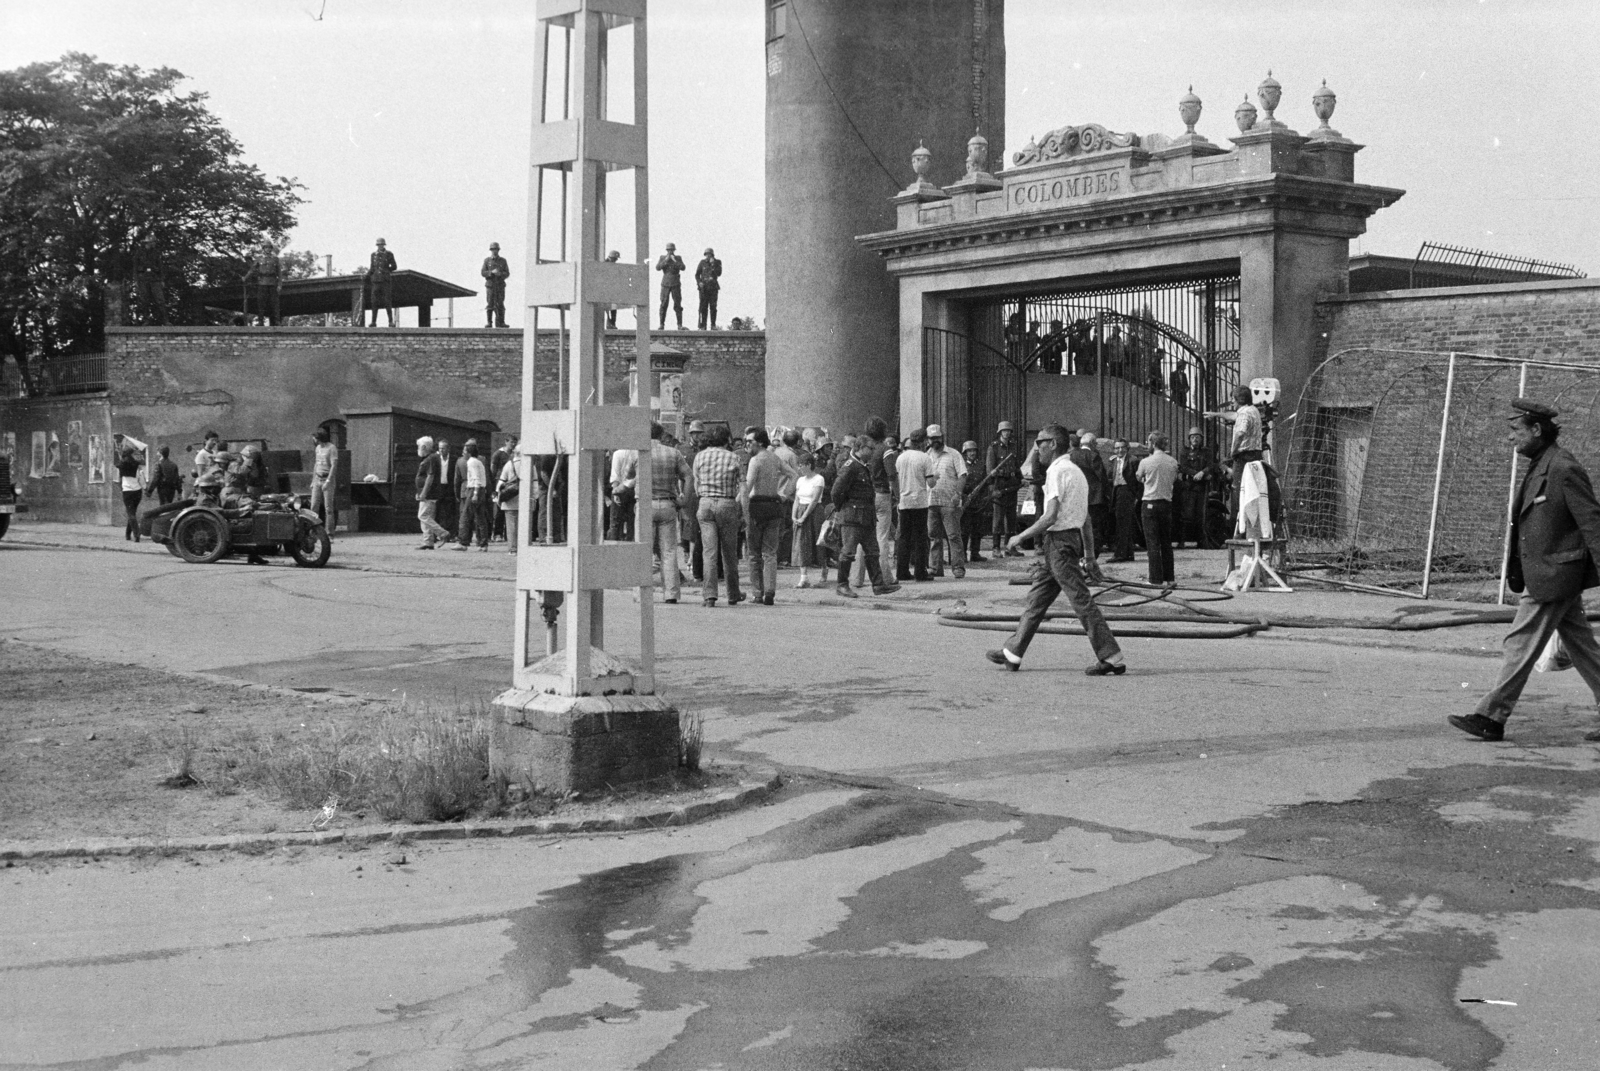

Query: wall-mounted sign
[[1005, 165, 1131, 212]]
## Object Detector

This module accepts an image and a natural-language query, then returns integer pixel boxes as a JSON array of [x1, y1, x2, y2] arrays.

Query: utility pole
[[491, 0, 675, 792]]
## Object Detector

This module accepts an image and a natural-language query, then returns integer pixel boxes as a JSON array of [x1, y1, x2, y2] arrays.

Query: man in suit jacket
[[1106, 438, 1143, 562], [1453, 398, 1600, 742]]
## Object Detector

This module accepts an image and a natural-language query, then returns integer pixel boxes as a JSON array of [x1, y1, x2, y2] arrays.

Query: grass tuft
[[678, 708, 704, 772]]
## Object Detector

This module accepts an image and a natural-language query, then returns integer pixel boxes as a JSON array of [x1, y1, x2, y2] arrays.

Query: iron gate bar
[[979, 271, 1241, 451]]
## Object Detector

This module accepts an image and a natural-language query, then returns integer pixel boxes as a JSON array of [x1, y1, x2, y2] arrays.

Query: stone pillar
[[765, 0, 1004, 435]]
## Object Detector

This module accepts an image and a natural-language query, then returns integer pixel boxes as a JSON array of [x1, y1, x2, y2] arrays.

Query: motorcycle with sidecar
[[142, 495, 331, 567]]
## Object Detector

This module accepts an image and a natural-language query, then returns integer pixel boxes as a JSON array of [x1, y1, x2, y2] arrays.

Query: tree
[[0, 53, 302, 390]]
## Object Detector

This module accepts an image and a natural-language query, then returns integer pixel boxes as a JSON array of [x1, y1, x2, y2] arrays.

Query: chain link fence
[[1281, 348, 1600, 601]]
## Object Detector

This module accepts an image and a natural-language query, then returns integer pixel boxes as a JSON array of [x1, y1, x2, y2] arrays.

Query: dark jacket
[[986, 438, 1023, 492], [415, 452, 441, 501], [831, 457, 876, 526], [1069, 446, 1107, 506], [1507, 443, 1600, 602]]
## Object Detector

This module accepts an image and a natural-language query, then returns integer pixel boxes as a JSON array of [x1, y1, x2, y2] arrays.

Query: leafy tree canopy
[[0, 53, 303, 379]]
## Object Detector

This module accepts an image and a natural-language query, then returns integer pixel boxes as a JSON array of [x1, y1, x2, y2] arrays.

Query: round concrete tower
[[764, 0, 1004, 434]]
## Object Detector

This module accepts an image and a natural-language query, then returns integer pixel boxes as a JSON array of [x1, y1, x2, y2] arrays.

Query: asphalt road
[[5, 531, 1600, 1069]]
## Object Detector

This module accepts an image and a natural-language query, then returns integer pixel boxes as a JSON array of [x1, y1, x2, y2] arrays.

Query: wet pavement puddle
[[458, 759, 1600, 1070]]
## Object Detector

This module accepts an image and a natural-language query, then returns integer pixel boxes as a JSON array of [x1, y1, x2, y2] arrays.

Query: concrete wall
[[104, 326, 765, 460], [765, 0, 1004, 433], [0, 394, 116, 524], [1315, 278, 1600, 364]]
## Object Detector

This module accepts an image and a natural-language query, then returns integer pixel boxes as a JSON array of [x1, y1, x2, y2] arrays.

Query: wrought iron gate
[[921, 327, 1025, 446], [975, 272, 1241, 448]]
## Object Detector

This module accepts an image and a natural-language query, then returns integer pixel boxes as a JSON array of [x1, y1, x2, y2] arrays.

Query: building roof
[[202, 270, 476, 317]]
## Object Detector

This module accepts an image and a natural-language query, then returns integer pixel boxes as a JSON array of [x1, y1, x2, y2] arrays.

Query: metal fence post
[[1498, 361, 1529, 605], [1421, 352, 1457, 600]]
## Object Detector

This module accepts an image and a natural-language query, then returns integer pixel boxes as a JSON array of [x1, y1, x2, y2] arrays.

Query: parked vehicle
[[142, 494, 330, 567], [0, 454, 25, 539]]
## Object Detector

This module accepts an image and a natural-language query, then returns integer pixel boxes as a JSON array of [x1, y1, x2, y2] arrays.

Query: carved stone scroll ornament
[[1011, 123, 1140, 166]]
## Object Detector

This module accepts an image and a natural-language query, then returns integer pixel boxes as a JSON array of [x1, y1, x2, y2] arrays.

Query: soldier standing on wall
[[243, 243, 281, 327], [695, 247, 722, 330], [366, 238, 397, 327], [604, 251, 621, 328], [656, 243, 685, 330], [481, 242, 510, 328]]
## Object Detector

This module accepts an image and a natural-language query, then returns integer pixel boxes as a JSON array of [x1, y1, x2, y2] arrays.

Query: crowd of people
[[1005, 314, 1198, 405], [543, 384, 1271, 611]]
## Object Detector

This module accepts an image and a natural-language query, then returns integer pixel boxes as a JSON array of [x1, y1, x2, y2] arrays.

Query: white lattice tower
[[515, 0, 653, 697]]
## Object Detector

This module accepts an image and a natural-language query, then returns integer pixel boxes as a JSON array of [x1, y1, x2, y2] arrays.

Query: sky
[[3, 0, 1597, 329]]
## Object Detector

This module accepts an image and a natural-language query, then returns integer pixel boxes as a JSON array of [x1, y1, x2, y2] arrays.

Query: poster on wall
[[2, 431, 13, 462], [45, 431, 62, 478], [87, 434, 106, 484], [30, 430, 45, 478], [659, 372, 684, 413], [67, 420, 84, 467]]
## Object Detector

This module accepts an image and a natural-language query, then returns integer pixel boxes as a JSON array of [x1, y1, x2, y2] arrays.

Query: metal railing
[[1409, 241, 1585, 289], [1, 354, 109, 399]]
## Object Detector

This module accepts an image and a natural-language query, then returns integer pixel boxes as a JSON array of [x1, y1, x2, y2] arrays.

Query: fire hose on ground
[[936, 577, 1587, 638]]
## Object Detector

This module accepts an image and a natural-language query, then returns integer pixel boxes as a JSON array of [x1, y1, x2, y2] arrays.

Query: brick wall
[[1314, 278, 1600, 366], [103, 326, 765, 457]]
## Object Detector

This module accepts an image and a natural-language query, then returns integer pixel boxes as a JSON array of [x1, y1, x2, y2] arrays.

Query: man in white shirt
[[447, 440, 491, 550], [608, 447, 639, 540], [894, 428, 936, 582], [986, 423, 1125, 676]]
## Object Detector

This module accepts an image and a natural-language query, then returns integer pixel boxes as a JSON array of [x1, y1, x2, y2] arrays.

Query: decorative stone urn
[[965, 132, 989, 175], [905, 140, 938, 193], [1234, 96, 1257, 133], [1310, 80, 1343, 139], [1178, 86, 1202, 135], [1257, 71, 1282, 124]]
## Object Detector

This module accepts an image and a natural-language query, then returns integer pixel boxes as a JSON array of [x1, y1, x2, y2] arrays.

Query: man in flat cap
[[481, 242, 509, 328], [1453, 398, 1600, 742], [695, 247, 722, 330]]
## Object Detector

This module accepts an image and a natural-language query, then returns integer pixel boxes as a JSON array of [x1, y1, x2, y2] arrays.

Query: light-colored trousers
[[1476, 592, 1600, 723], [417, 500, 450, 544], [652, 500, 682, 601]]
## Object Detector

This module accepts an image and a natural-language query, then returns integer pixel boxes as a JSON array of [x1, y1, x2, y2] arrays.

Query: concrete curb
[[0, 766, 783, 862]]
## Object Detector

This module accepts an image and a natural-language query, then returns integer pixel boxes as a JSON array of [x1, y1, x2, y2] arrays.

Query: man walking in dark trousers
[[986, 424, 1126, 676], [1453, 398, 1600, 742]]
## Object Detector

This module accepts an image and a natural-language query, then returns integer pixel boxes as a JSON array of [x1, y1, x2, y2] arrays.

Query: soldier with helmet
[[986, 419, 1025, 556], [1176, 425, 1225, 548], [481, 242, 510, 328]]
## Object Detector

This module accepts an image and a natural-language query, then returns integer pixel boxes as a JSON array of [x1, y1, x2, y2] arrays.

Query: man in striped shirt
[[649, 422, 692, 603], [692, 424, 745, 607]]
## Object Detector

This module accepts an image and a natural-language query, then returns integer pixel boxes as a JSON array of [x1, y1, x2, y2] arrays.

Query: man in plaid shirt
[[692, 425, 746, 607]]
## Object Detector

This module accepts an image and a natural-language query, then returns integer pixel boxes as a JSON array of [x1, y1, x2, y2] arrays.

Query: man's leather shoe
[[969, 554, 987, 563], [835, 584, 858, 599], [728, 593, 745, 606], [873, 582, 901, 595], [1085, 660, 1127, 676], [762, 593, 775, 606], [1448, 713, 1504, 741], [986, 648, 1019, 671], [953, 568, 965, 579]]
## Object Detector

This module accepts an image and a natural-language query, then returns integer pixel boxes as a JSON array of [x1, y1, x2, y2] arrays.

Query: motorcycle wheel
[[173, 511, 229, 564], [291, 524, 331, 568]]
